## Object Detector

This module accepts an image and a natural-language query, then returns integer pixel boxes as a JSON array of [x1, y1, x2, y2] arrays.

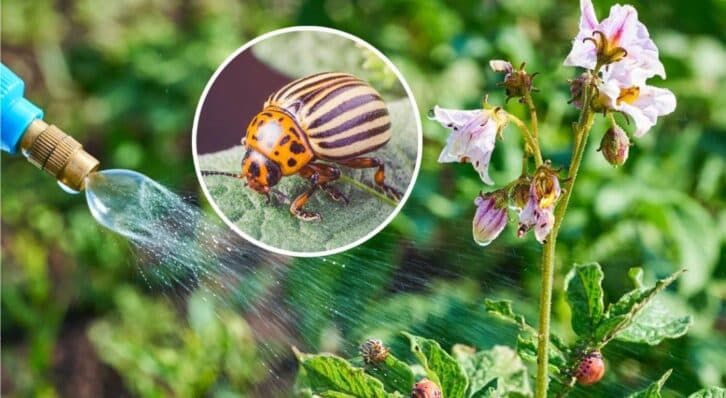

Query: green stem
[[523, 90, 544, 167], [507, 113, 539, 168], [522, 152, 530, 176], [534, 71, 598, 398], [339, 175, 397, 206]]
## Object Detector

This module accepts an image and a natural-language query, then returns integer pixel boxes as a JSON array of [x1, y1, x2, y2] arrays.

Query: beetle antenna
[[200, 170, 241, 178]]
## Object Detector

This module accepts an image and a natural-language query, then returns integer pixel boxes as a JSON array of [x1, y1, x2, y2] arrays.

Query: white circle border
[[192, 26, 423, 258]]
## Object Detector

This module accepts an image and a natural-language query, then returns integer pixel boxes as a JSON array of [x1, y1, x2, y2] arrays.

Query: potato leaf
[[688, 387, 726, 398], [484, 299, 527, 329], [319, 392, 361, 398], [452, 344, 532, 398], [594, 269, 688, 345], [364, 354, 415, 395], [515, 331, 567, 371], [564, 263, 605, 338], [616, 295, 692, 345], [627, 369, 672, 398], [293, 348, 388, 398], [403, 332, 469, 398], [484, 299, 567, 370]]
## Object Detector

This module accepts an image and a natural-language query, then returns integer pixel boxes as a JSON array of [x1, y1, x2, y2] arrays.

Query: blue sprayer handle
[[1, 63, 44, 154]]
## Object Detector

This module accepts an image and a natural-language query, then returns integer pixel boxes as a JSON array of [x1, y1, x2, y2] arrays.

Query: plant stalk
[[523, 91, 544, 167], [534, 71, 598, 398]]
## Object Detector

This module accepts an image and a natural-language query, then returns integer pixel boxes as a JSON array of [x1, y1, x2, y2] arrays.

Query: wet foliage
[[1, 0, 724, 397]]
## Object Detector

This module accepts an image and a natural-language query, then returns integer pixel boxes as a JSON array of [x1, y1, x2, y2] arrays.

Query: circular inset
[[193, 27, 422, 257]]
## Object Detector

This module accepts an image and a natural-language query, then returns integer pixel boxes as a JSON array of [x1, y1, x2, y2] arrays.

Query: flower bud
[[509, 177, 531, 212], [575, 351, 605, 386], [489, 60, 513, 73], [490, 60, 537, 103], [598, 125, 630, 166], [473, 191, 508, 246], [358, 339, 389, 364], [568, 73, 590, 109], [411, 378, 442, 398]]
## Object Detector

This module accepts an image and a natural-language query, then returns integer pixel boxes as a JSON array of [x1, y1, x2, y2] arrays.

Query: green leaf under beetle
[[403, 332, 469, 398], [293, 348, 388, 398], [364, 353, 415, 395], [688, 387, 726, 398], [452, 344, 532, 398], [564, 263, 605, 338], [627, 369, 672, 398]]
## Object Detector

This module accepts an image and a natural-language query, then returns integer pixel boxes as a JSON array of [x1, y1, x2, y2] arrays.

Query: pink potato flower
[[597, 64, 676, 137], [564, 0, 665, 79], [473, 192, 508, 246], [431, 105, 508, 185], [517, 166, 562, 243], [518, 194, 555, 244]]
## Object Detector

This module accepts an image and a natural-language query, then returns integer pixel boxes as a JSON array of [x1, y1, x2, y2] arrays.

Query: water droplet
[[85, 169, 179, 241]]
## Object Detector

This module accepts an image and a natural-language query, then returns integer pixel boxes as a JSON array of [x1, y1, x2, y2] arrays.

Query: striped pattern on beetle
[[203, 72, 402, 221]]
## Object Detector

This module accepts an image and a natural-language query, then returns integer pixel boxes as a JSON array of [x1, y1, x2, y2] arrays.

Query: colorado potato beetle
[[575, 351, 605, 386], [358, 338, 389, 364], [411, 378, 442, 398], [203, 72, 402, 221]]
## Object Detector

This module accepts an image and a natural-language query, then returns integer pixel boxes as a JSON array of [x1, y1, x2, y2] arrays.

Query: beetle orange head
[[241, 149, 282, 194]]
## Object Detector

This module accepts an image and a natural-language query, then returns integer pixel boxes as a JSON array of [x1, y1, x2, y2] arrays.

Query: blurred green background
[[1, 0, 723, 397]]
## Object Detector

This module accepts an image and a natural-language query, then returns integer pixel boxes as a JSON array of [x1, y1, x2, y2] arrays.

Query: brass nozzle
[[20, 120, 100, 191]]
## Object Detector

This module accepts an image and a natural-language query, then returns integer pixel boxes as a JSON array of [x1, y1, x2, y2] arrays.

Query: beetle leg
[[291, 163, 344, 221], [321, 184, 349, 205], [290, 185, 321, 221], [307, 163, 348, 203], [336, 157, 402, 201]]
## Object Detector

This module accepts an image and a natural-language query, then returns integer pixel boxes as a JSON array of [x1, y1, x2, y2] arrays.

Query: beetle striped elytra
[[202, 72, 401, 221]]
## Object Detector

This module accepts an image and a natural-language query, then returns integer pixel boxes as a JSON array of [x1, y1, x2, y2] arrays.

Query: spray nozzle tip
[[20, 120, 100, 191]]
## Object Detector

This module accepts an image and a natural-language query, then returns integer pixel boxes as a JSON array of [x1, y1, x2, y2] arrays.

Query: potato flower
[[431, 105, 508, 185], [517, 165, 562, 243], [597, 64, 676, 137], [564, 0, 665, 79], [473, 191, 508, 246]]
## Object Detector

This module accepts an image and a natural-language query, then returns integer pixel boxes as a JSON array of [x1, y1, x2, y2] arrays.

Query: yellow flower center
[[538, 187, 558, 209], [617, 86, 640, 105], [534, 168, 558, 209]]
